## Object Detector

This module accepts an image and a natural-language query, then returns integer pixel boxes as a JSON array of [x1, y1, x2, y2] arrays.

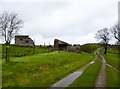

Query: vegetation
[[2, 51, 93, 87], [100, 46, 119, 70], [107, 45, 118, 54], [104, 52, 119, 70], [68, 60, 101, 88], [106, 66, 120, 87], [1, 43, 119, 88], [80, 43, 100, 53], [1, 44, 53, 59]]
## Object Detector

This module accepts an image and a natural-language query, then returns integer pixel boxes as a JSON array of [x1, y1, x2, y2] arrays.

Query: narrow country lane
[[95, 48, 120, 88], [50, 49, 99, 89], [95, 53, 106, 88]]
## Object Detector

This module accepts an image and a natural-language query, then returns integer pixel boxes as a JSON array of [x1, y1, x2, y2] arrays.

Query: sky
[[0, 0, 119, 45]]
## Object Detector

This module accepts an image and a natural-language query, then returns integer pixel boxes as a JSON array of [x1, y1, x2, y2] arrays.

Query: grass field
[[1, 44, 52, 59], [2, 51, 93, 87], [68, 60, 101, 88], [100, 47, 119, 71], [1, 44, 119, 88], [106, 66, 120, 87], [103, 53, 119, 70]]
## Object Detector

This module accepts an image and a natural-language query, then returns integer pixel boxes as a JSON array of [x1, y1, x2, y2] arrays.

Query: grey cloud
[[0, 0, 118, 44]]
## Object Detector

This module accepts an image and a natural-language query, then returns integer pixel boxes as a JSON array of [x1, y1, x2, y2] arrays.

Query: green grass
[[1, 44, 52, 58], [0, 59, 1, 88], [107, 47, 118, 54], [100, 48, 119, 71], [80, 43, 100, 53], [106, 66, 120, 87], [2, 51, 93, 87], [103, 53, 119, 71], [67, 60, 101, 88]]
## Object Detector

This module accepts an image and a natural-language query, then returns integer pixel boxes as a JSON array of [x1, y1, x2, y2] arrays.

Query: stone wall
[[67, 46, 81, 53]]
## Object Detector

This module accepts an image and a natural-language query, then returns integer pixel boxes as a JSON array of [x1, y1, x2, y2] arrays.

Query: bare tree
[[0, 11, 23, 61], [110, 23, 120, 43], [95, 28, 110, 54]]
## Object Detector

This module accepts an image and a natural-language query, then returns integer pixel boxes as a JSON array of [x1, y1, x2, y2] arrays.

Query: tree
[[0, 11, 23, 61], [95, 28, 110, 54], [110, 23, 120, 43]]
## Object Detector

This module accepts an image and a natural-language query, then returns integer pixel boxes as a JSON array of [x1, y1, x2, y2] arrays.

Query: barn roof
[[15, 35, 29, 37], [54, 39, 69, 45]]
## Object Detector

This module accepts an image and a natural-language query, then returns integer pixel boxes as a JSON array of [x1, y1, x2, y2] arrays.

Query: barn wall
[[54, 39, 81, 53], [15, 36, 34, 46]]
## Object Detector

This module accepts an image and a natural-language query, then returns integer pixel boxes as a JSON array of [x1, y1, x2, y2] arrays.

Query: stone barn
[[54, 39, 70, 50], [54, 39, 81, 53], [15, 35, 34, 46]]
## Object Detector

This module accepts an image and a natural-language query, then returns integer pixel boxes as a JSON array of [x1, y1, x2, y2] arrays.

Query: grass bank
[[2, 51, 93, 87], [106, 66, 120, 87], [100, 47, 119, 71], [103, 53, 119, 70]]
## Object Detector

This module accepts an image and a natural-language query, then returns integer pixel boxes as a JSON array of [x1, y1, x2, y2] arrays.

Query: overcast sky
[[0, 0, 119, 45]]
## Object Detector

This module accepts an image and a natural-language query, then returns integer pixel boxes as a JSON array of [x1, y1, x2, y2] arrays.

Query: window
[[25, 40, 29, 43], [20, 38, 23, 41]]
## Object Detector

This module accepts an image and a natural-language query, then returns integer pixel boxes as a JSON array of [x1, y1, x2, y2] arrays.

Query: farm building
[[54, 39, 81, 53], [15, 35, 34, 46], [54, 39, 71, 50]]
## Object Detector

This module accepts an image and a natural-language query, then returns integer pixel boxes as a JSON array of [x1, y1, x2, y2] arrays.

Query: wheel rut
[[95, 49, 106, 88]]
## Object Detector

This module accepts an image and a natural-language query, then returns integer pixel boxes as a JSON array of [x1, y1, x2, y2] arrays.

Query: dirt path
[[95, 52, 106, 88], [95, 49, 120, 88], [50, 50, 98, 88]]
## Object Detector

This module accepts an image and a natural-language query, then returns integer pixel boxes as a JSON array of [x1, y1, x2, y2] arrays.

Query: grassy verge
[[2, 51, 93, 87], [103, 53, 119, 71], [100, 48, 119, 71], [67, 60, 101, 88], [106, 66, 120, 87]]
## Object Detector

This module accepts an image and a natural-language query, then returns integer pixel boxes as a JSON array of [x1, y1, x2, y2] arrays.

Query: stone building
[[67, 46, 81, 53], [54, 39, 70, 50], [54, 39, 81, 53], [15, 35, 34, 46]]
